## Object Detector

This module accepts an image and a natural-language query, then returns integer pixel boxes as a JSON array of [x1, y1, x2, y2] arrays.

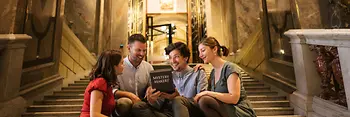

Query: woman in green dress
[[194, 37, 256, 117]]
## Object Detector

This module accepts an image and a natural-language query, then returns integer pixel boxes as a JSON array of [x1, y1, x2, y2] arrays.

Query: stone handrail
[[0, 34, 31, 117], [0, 34, 31, 101], [284, 29, 350, 116], [285, 29, 350, 47]]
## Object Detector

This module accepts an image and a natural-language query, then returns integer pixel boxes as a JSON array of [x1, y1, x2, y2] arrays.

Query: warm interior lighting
[[280, 49, 285, 54]]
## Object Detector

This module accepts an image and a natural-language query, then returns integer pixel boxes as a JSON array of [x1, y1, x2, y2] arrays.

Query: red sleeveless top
[[80, 78, 115, 117]]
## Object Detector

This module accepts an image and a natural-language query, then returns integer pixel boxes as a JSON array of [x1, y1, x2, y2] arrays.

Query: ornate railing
[[285, 29, 350, 111], [310, 45, 346, 107], [310, 0, 350, 107]]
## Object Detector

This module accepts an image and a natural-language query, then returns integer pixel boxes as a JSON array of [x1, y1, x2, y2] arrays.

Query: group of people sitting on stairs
[[79, 34, 257, 117]]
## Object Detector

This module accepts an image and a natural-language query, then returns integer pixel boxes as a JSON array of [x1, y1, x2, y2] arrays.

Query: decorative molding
[[0, 34, 32, 49], [22, 62, 55, 73], [285, 29, 350, 47], [269, 58, 294, 67], [19, 74, 63, 95], [263, 72, 297, 91]]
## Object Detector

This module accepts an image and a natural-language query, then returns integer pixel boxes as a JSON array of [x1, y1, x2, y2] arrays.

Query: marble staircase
[[22, 64, 302, 117]]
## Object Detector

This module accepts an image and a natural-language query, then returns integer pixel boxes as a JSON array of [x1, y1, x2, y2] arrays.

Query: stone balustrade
[[0, 34, 31, 116], [285, 29, 350, 117]]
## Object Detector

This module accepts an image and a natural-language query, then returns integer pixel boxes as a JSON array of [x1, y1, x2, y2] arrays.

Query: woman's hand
[[194, 91, 210, 103]]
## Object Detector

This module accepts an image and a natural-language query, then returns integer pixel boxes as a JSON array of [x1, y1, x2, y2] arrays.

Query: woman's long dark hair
[[200, 37, 229, 57], [89, 50, 122, 86]]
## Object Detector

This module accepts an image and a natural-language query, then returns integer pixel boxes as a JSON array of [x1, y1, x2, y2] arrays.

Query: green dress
[[209, 62, 256, 117]]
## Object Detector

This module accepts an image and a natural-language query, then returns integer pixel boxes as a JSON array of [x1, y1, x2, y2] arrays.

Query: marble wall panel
[[111, 0, 128, 55], [64, 0, 97, 53], [234, 0, 260, 49], [293, 0, 323, 28], [0, 0, 19, 34]]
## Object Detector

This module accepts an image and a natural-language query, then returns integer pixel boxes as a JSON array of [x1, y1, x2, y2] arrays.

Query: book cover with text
[[150, 69, 175, 93]]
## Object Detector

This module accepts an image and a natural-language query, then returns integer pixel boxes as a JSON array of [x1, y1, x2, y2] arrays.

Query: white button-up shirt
[[113, 57, 154, 98]]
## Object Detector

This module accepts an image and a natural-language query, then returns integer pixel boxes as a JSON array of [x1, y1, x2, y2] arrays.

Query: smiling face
[[168, 49, 188, 71], [198, 44, 218, 64], [128, 41, 147, 64]]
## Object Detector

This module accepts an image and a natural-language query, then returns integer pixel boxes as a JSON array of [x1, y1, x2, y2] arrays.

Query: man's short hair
[[128, 34, 147, 44], [165, 42, 190, 61]]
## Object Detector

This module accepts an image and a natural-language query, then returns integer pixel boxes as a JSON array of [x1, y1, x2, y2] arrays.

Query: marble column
[[111, 0, 128, 56], [293, 0, 323, 28], [0, 34, 31, 116], [285, 32, 322, 116]]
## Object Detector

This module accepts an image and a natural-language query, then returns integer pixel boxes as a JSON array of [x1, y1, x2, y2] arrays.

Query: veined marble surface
[[294, 0, 323, 28], [285, 29, 350, 47], [235, 0, 260, 48], [285, 29, 350, 112], [0, 0, 19, 34]]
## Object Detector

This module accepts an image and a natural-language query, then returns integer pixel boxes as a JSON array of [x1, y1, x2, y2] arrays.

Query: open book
[[150, 69, 175, 93]]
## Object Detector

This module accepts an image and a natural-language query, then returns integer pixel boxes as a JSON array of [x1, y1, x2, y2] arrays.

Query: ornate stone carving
[[310, 45, 347, 107], [310, 45, 336, 100], [326, 46, 347, 107]]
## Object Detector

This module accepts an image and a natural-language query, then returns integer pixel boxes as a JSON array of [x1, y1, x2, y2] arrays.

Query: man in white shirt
[[113, 34, 154, 117]]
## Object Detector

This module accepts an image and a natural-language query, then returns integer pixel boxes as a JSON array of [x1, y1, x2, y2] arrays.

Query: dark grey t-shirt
[[209, 61, 247, 100]]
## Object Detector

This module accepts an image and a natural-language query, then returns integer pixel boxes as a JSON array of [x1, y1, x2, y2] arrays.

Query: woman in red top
[[80, 50, 124, 117]]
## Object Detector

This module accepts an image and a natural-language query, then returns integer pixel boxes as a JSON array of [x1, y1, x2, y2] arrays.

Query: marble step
[[60, 89, 85, 91], [34, 99, 84, 105], [68, 83, 89, 86], [247, 95, 286, 101], [245, 86, 271, 92], [251, 100, 290, 108], [75, 80, 90, 84], [242, 76, 254, 79], [246, 91, 278, 96], [241, 73, 249, 77], [79, 79, 90, 81], [22, 111, 80, 117], [242, 80, 260, 83], [241, 79, 257, 82], [62, 86, 87, 90], [44, 94, 84, 99], [53, 90, 85, 95], [254, 107, 294, 116], [257, 115, 303, 117], [243, 82, 265, 86], [26, 105, 82, 112]]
